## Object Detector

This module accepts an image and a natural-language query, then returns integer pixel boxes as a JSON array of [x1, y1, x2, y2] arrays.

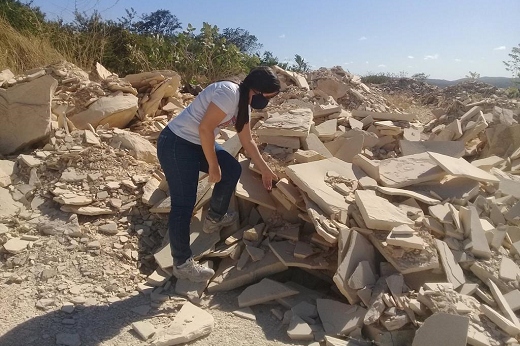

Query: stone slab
[[399, 140, 465, 158], [258, 135, 300, 149], [301, 133, 333, 158], [352, 109, 416, 122], [355, 190, 413, 231], [428, 152, 500, 184], [379, 153, 446, 188], [412, 313, 468, 346], [236, 157, 276, 210], [286, 158, 367, 215], [269, 241, 332, 270], [152, 302, 214, 345], [435, 239, 465, 289], [317, 298, 367, 335], [238, 278, 298, 308], [376, 186, 440, 205], [256, 108, 313, 137]]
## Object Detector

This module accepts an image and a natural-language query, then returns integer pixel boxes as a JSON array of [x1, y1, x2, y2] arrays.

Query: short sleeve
[[211, 84, 238, 115]]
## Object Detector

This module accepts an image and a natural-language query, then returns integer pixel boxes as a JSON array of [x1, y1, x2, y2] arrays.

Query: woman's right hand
[[208, 164, 222, 183]]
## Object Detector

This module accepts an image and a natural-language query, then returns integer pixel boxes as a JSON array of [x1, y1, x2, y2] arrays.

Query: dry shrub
[[0, 17, 62, 73]]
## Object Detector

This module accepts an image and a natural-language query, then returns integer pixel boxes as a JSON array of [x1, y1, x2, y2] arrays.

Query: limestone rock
[[355, 190, 413, 231], [70, 94, 138, 129], [238, 278, 298, 307], [412, 313, 468, 346], [0, 75, 57, 155], [0, 160, 15, 187], [0, 187, 21, 218], [111, 129, 158, 164], [153, 302, 213, 345], [256, 109, 313, 137]]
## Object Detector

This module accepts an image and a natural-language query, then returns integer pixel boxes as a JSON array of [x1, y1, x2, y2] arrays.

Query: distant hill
[[425, 77, 519, 89]]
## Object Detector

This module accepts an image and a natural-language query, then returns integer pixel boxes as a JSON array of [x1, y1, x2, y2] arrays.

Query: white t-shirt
[[168, 81, 245, 145]]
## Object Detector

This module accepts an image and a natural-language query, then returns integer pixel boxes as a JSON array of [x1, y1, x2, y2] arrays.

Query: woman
[[157, 66, 281, 282]]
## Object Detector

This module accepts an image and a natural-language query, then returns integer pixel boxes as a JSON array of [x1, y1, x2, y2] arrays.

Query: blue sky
[[33, 0, 520, 80]]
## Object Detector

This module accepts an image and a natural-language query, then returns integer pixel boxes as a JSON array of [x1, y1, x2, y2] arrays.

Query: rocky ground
[[1, 62, 520, 346]]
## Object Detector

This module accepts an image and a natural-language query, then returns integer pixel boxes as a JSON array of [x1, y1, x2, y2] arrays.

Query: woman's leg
[[157, 128, 201, 265], [200, 142, 242, 220]]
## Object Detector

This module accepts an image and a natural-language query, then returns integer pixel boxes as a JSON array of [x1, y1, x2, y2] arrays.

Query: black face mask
[[251, 93, 269, 110]]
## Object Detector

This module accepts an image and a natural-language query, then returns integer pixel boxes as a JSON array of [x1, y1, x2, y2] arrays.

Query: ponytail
[[235, 82, 250, 133]]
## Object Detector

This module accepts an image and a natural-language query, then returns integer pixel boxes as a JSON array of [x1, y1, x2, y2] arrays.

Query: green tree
[[466, 71, 480, 80], [289, 54, 310, 73], [411, 72, 430, 81], [504, 44, 520, 83], [132, 9, 181, 36], [0, 0, 45, 34], [221, 27, 261, 54]]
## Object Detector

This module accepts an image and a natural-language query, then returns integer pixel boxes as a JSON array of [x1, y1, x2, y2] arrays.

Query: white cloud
[[454, 58, 462, 62], [359, 36, 367, 41], [378, 64, 387, 68], [343, 61, 354, 65], [279, 34, 286, 39], [408, 55, 414, 59], [493, 45, 506, 51], [365, 61, 369, 64], [424, 54, 439, 60]]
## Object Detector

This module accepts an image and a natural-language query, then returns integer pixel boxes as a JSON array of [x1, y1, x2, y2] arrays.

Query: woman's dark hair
[[236, 66, 281, 133]]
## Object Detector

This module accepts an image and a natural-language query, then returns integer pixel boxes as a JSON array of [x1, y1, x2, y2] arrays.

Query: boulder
[[111, 130, 158, 164], [0, 75, 57, 155], [69, 94, 138, 129]]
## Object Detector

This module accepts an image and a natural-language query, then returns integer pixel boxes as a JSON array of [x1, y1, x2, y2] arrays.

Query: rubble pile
[[2, 62, 520, 346], [378, 78, 439, 99]]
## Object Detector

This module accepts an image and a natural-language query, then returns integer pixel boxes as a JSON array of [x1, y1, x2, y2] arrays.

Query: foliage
[[466, 71, 480, 80], [411, 72, 429, 81], [0, 2, 314, 86], [0, 0, 45, 34], [361, 72, 395, 84], [288, 54, 310, 73], [221, 27, 262, 54], [506, 87, 520, 98], [504, 44, 520, 85]]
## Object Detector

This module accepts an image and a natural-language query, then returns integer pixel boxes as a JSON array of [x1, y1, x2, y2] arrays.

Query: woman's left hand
[[261, 167, 278, 190]]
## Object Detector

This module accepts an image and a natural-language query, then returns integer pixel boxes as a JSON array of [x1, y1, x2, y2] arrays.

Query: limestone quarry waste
[[1, 61, 520, 346]]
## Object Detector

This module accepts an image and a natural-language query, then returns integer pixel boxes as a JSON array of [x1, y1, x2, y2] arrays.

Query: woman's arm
[[238, 122, 278, 190], [199, 102, 227, 183]]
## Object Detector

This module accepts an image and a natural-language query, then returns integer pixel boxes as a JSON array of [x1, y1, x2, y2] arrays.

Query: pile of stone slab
[[3, 62, 520, 346], [133, 66, 520, 345]]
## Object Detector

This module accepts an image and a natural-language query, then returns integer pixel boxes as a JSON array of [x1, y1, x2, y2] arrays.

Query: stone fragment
[[348, 260, 376, 289], [400, 140, 465, 158], [315, 118, 338, 141], [487, 279, 520, 328], [301, 133, 333, 158], [435, 239, 465, 289], [375, 186, 439, 205], [504, 290, 520, 311], [387, 229, 425, 249], [317, 299, 367, 335], [500, 257, 520, 281], [0, 187, 21, 218], [238, 278, 298, 308], [61, 205, 113, 216], [464, 206, 492, 259], [0, 160, 15, 187], [481, 304, 520, 337], [3, 238, 29, 254], [232, 307, 256, 321], [355, 190, 413, 231], [236, 158, 276, 210], [429, 152, 500, 183], [0, 75, 57, 155], [287, 315, 313, 341], [412, 313, 469, 346], [70, 94, 138, 129], [379, 153, 445, 188], [333, 231, 375, 303], [142, 177, 166, 206], [132, 321, 156, 341], [152, 302, 214, 345], [258, 135, 300, 149], [111, 129, 158, 164], [256, 109, 313, 137], [287, 157, 366, 215], [293, 149, 326, 163]]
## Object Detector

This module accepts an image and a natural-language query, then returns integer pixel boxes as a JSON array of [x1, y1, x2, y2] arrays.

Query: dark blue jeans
[[157, 127, 242, 265]]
